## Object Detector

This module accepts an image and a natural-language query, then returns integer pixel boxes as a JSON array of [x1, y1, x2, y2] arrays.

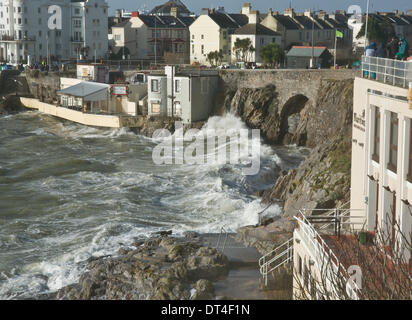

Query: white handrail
[[259, 237, 293, 286], [295, 211, 361, 299]]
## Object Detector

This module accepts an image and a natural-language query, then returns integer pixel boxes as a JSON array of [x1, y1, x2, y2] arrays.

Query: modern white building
[[0, 0, 109, 64], [351, 57, 412, 261], [147, 66, 218, 123]]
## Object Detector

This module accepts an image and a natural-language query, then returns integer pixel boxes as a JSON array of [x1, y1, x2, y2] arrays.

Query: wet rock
[[54, 235, 230, 300], [191, 279, 215, 300]]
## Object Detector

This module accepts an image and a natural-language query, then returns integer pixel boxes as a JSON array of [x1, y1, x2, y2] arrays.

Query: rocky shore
[[51, 232, 230, 300]]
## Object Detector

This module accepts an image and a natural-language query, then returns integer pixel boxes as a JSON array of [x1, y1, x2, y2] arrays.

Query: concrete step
[[201, 233, 261, 266]]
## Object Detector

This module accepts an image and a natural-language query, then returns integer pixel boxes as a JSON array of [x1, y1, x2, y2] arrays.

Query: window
[[192, 44, 194, 54], [174, 101, 182, 116], [201, 34, 204, 39], [201, 45, 204, 55], [372, 106, 380, 163], [151, 102, 160, 113], [407, 120, 412, 183], [297, 255, 302, 276], [151, 79, 159, 92], [388, 112, 398, 173], [75, 8, 80, 15], [175, 79, 181, 93]]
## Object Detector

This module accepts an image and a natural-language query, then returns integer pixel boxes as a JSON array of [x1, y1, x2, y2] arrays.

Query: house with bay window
[[111, 10, 195, 64]]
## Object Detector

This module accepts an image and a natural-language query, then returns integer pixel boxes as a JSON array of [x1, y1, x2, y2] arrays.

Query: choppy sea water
[[0, 111, 306, 299]]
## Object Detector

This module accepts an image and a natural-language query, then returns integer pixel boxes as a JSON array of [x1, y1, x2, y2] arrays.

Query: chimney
[[170, 7, 178, 17], [284, 8, 295, 18], [248, 10, 258, 24], [131, 11, 139, 18], [268, 8, 272, 16], [273, 11, 279, 15], [407, 9, 412, 16], [304, 9, 312, 17], [201, 8, 210, 15], [242, 3, 251, 15]]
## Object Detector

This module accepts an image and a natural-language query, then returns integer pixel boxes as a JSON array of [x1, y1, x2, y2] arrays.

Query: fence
[[361, 55, 412, 88]]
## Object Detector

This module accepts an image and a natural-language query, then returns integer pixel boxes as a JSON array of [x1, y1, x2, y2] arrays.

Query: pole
[[311, 9, 314, 68], [154, 15, 157, 66], [334, 29, 337, 68], [364, 0, 370, 49]]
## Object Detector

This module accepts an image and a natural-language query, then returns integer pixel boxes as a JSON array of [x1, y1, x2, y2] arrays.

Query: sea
[[0, 110, 306, 299]]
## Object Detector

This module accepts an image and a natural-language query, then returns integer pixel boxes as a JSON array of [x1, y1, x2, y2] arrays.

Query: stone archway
[[279, 94, 309, 145]]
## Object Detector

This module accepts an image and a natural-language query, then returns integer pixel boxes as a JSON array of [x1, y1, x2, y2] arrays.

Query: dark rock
[[191, 279, 215, 300]]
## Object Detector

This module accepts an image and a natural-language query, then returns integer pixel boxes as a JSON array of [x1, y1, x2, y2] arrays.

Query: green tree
[[356, 16, 395, 44], [233, 38, 255, 63], [260, 42, 284, 67], [206, 50, 224, 66]]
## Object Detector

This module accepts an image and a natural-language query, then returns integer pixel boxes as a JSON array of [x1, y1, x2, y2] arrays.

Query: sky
[[106, 0, 412, 15]]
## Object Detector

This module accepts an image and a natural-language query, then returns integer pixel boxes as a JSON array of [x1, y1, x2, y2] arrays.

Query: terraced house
[[111, 10, 195, 64], [189, 5, 251, 65]]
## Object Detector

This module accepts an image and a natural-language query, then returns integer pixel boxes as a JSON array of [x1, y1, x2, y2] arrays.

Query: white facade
[[147, 66, 218, 123], [351, 72, 412, 263], [231, 33, 281, 64], [0, 0, 108, 63], [347, 16, 364, 50]]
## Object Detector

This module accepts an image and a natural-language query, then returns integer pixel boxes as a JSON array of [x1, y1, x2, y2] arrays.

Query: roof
[[138, 15, 195, 28], [207, 13, 249, 29], [57, 82, 109, 98], [234, 23, 280, 36], [293, 15, 322, 30], [149, 0, 192, 16], [272, 15, 301, 30], [287, 46, 329, 57], [112, 20, 131, 28]]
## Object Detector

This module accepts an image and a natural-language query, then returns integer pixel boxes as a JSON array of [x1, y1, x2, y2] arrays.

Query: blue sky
[[107, 0, 411, 15]]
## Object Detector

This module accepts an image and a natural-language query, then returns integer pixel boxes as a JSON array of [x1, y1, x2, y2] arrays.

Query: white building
[[351, 57, 412, 263], [0, 0, 109, 64], [147, 66, 218, 123], [189, 6, 251, 65], [231, 12, 281, 64]]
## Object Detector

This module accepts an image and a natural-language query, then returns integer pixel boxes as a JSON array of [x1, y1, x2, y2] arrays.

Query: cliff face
[[221, 78, 354, 229]]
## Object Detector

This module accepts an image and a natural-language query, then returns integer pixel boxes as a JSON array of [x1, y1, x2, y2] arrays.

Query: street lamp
[[364, 0, 370, 49], [310, 9, 321, 69]]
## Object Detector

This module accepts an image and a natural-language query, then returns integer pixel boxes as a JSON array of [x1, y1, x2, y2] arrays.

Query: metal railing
[[259, 237, 293, 286], [295, 211, 361, 299], [361, 55, 412, 88], [215, 226, 229, 253]]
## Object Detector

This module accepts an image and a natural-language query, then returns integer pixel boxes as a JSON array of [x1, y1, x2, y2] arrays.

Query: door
[[174, 101, 182, 117]]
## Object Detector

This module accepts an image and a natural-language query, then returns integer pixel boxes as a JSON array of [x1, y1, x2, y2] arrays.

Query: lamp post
[[310, 9, 321, 69], [364, 0, 370, 49]]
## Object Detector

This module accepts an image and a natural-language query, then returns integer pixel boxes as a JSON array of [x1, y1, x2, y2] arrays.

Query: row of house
[[111, 2, 354, 65], [111, 1, 412, 66], [0, 0, 109, 64]]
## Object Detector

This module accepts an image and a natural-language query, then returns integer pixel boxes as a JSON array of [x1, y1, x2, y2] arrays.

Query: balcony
[[71, 37, 84, 42], [361, 55, 412, 88], [0, 35, 36, 42]]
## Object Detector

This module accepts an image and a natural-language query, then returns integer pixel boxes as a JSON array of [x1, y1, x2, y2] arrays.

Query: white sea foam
[[0, 113, 305, 299]]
